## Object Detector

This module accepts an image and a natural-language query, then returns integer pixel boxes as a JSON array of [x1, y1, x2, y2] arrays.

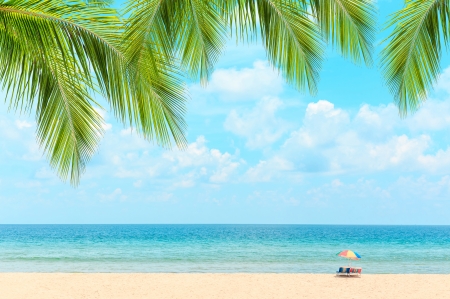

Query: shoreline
[[1, 273, 449, 299]]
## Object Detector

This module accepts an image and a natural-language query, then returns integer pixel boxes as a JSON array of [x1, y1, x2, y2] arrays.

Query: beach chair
[[336, 267, 362, 277], [336, 267, 349, 276], [349, 267, 362, 276]]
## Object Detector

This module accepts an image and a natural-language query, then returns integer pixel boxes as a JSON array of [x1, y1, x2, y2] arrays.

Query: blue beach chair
[[336, 266, 361, 277]]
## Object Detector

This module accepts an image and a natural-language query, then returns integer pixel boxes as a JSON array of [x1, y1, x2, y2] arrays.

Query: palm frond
[[0, 0, 188, 184], [310, 0, 376, 66], [125, 0, 227, 84], [126, 0, 377, 95], [125, 42, 188, 148], [35, 56, 104, 186], [220, 0, 324, 94], [381, 0, 450, 115], [247, 0, 324, 94], [177, 0, 227, 83], [0, 1, 108, 185], [257, 0, 324, 94], [123, 0, 189, 147], [0, 32, 103, 185], [123, 0, 176, 68]]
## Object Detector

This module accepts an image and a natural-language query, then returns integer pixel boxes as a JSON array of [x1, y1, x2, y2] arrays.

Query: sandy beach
[[0, 273, 449, 299]]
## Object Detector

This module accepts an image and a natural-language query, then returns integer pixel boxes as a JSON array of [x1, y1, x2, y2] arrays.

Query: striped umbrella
[[337, 250, 361, 261]]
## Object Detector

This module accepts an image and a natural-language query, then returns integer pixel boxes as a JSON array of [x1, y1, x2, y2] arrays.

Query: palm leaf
[[124, 0, 227, 84], [224, 0, 324, 94], [35, 56, 104, 186], [381, 0, 450, 115], [126, 0, 377, 95], [177, 0, 227, 83], [310, 0, 376, 66], [125, 42, 188, 148], [0, 0, 111, 185], [0, 0, 187, 185]]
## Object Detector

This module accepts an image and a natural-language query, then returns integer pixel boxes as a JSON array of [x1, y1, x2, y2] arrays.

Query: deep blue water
[[0, 225, 449, 273]]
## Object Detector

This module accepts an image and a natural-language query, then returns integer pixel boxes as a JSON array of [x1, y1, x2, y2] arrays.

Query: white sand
[[0, 273, 449, 299]]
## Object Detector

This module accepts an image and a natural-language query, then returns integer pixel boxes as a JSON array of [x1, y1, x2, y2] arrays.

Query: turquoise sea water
[[0, 225, 449, 273]]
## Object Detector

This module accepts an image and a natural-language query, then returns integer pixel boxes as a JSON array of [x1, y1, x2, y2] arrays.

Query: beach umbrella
[[337, 250, 361, 260], [337, 250, 361, 266]]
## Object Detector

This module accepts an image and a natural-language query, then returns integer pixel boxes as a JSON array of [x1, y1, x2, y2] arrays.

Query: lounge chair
[[336, 266, 362, 277]]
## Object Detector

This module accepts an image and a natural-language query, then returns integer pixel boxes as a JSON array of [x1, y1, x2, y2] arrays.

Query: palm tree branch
[[186, 0, 209, 81], [0, 0, 188, 184], [381, 0, 449, 114], [0, 6, 122, 58], [256, 0, 324, 93], [174, 0, 227, 82], [310, 0, 376, 66]]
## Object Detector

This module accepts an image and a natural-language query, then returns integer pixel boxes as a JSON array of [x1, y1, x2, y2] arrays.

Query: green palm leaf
[[125, 0, 227, 84], [0, 0, 187, 185], [35, 57, 104, 186], [311, 0, 376, 66], [125, 43, 188, 148], [381, 0, 450, 115], [223, 0, 324, 94], [126, 0, 376, 95]]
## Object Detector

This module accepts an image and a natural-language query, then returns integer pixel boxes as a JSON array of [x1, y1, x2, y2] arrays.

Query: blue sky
[[2, 1, 450, 224]]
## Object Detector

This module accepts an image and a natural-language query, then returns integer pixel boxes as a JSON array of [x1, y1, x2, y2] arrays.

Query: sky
[[2, 1, 450, 224]]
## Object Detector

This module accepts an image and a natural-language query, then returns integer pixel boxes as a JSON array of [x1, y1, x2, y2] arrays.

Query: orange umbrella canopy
[[337, 250, 361, 260]]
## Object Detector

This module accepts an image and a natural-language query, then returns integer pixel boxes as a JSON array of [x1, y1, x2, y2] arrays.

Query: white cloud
[[173, 178, 196, 188], [99, 188, 126, 202], [21, 142, 43, 161], [162, 136, 242, 184], [305, 175, 450, 205], [391, 175, 450, 201], [1, 118, 35, 142], [95, 134, 242, 188], [287, 100, 350, 148], [210, 159, 240, 183], [254, 98, 450, 178], [245, 156, 294, 182], [102, 123, 112, 131], [435, 65, 450, 94], [331, 179, 343, 187], [405, 99, 450, 131], [15, 120, 33, 129], [224, 97, 290, 148], [194, 61, 284, 101], [120, 128, 134, 136], [15, 180, 42, 189], [35, 167, 56, 179]]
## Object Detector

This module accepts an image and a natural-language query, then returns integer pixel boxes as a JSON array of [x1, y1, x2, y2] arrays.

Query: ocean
[[0, 225, 449, 273]]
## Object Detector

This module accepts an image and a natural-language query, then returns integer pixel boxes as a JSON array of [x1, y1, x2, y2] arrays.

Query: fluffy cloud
[[15, 120, 33, 129], [97, 134, 242, 188], [244, 156, 294, 182], [192, 61, 284, 101], [252, 98, 450, 178], [164, 136, 242, 185], [285, 100, 350, 149], [224, 97, 290, 149]]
